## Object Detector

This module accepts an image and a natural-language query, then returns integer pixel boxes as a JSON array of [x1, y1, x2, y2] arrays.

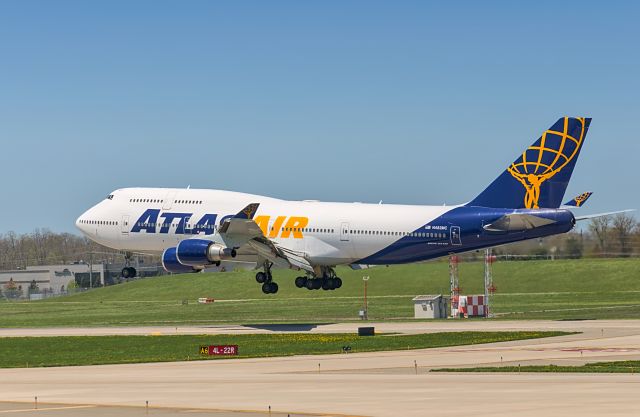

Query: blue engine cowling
[[175, 239, 236, 267], [162, 247, 201, 274]]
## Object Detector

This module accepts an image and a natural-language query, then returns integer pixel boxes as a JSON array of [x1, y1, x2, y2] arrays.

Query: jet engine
[[161, 247, 202, 274], [175, 239, 237, 267]]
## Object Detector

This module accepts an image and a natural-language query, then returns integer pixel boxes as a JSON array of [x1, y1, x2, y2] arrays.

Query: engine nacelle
[[161, 247, 202, 274], [176, 239, 237, 267]]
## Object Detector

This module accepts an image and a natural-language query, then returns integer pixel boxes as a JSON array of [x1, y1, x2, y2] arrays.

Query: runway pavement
[[1, 320, 640, 417], [3, 319, 640, 337]]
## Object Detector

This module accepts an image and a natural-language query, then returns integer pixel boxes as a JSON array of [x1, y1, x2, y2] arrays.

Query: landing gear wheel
[[262, 282, 278, 294], [334, 277, 342, 289], [121, 267, 136, 278], [312, 279, 322, 290], [321, 279, 331, 291], [295, 276, 307, 288], [305, 279, 315, 290], [256, 272, 267, 283]]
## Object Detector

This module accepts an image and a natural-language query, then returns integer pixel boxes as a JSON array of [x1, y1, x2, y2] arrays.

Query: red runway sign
[[199, 345, 238, 356]]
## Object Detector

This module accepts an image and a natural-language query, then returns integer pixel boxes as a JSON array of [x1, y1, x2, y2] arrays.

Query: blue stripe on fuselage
[[355, 207, 575, 264]]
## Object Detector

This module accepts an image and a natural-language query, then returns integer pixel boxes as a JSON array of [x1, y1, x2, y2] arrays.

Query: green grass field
[[432, 360, 640, 373], [1, 258, 639, 327], [0, 331, 567, 368]]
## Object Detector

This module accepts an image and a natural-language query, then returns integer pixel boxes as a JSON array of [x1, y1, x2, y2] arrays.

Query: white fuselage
[[76, 187, 455, 266]]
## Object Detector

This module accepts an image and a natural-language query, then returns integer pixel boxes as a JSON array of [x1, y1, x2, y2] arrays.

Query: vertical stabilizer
[[467, 117, 591, 209]]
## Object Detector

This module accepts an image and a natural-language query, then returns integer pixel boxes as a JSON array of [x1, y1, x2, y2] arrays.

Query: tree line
[[0, 229, 126, 270]]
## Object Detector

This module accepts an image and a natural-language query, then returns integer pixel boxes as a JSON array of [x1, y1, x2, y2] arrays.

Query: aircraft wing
[[246, 237, 314, 272], [217, 208, 264, 248], [483, 213, 556, 233], [218, 203, 315, 273]]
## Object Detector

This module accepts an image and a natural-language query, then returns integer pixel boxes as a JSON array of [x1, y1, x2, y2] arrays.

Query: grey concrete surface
[[1, 321, 640, 417], [2, 319, 640, 337]]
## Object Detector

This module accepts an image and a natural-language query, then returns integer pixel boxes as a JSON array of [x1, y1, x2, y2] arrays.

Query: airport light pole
[[362, 276, 370, 320], [89, 251, 93, 289]]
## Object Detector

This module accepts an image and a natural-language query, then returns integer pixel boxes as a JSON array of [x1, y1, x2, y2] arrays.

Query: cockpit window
[[106, 194, 114, 200]]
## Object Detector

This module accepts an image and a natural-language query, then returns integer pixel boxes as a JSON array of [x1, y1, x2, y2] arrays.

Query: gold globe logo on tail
[[573, 192, 592, 207], [507, 117, 587, 209]]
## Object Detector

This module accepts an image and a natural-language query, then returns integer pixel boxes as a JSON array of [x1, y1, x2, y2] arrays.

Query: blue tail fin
[[467, 117, 591, 209]]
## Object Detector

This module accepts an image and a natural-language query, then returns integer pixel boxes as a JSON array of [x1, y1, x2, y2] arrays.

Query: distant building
[[0, 263, 105, 298], [412, 295, 449, 319]]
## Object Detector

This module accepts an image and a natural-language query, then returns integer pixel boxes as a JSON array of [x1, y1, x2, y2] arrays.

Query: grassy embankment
[[0, 258, 638, 327], [0, 331, 568, 368], [433, 360, 640, 373]]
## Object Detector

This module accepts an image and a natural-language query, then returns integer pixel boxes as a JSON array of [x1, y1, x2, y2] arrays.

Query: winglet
[[234, 203, 260, 220], [563, 192, 593, 208]]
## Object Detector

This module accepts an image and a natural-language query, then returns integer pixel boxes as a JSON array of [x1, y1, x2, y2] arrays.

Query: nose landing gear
[[121, 266, 137, 279], [121, 252, 137, 279]]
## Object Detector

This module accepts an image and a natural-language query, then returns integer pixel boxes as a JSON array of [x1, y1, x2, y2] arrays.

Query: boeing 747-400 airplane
[[76, 117, 628, 294]]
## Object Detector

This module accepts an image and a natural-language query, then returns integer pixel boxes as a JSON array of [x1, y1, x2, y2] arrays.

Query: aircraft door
[[450, 226, 462, 245], [162, 191, 176, 210], [121, 215, 130, 236], [184, 215, 191, 235], [340, 222, 350, 241]]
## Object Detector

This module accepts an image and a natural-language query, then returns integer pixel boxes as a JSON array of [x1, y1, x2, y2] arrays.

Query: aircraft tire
[[295, 277, 306, 288], [334, 277, 342, 289], [256, 272, 267, 283]]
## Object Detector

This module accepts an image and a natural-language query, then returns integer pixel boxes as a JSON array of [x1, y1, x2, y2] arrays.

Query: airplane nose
[[75, 215, 83, 233], [75, 212, 89, 235]]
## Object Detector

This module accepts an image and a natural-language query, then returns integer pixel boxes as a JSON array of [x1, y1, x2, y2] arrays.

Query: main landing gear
[[255, 264, 342, 295], [294, 267, 342, 291], [256, 262, 278, 294]]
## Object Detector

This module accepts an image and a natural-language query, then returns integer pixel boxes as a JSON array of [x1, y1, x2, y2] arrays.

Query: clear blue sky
[[1, 1, 638, 234]]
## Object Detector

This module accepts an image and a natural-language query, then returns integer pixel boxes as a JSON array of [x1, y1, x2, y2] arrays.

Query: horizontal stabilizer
[[575, 209, 635, 221], [483, 213, 556, 233], [349, 264, 373, 270]]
